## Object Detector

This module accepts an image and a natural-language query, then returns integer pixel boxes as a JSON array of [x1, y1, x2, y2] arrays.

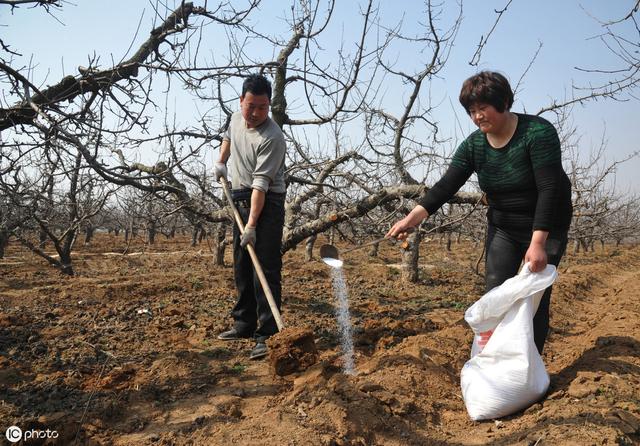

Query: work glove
[[240, 225, 256, 248], [213, 162, 228, 182]]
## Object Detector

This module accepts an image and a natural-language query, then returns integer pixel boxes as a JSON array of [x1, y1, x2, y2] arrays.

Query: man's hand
[[213, 162, 228, 182], [240, 225, 256, 248]]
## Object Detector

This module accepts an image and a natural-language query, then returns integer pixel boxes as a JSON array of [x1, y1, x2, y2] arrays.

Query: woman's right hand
[[386, 217, 414, 240], [385, 205, 428, 240]]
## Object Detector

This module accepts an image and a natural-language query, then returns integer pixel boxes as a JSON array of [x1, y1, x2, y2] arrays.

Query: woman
[[386, 71, 572, 354]]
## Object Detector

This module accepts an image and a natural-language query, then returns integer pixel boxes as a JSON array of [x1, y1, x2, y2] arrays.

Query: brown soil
[[268, 326, 318, 376], [0, 234, 639, 445]]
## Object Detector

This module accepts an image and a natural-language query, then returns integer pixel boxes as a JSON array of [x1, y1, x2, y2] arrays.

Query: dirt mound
[[268, 326, 318, 376]]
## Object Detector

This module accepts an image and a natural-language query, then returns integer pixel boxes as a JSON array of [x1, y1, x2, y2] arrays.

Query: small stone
[[0, 314, 13, 327], [524, 403, 542, 414], [612, 410, 640, 433], [547, 390, 564, 399], [358, 381, 383, 393]]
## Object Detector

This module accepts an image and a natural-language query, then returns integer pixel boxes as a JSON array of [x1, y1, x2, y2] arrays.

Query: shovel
[[319, 228, 414, 268], [219, 176, 317, 375]]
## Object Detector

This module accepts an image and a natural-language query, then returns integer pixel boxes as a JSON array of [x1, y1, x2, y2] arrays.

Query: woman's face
[[468, 103, 507, 134]]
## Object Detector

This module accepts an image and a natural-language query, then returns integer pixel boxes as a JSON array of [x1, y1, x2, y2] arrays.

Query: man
[[213, 74, 287, 360]]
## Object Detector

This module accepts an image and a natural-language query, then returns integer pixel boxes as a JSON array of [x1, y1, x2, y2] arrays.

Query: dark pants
[[485, 224, 568, 354], [231, 189, 285, 342]]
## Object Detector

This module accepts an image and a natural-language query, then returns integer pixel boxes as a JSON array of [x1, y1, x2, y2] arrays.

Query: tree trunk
[[580, 238, 589, 253], [446, 232, 452, 251], [0, 229, 9, 259], [147, 222, 156, 245], [59, 252, 74, 276], [305, 235, 317, 261], [84, 225, 94, 245], [59, 226, 77, 276], [114, 228, 120, 237], [368, 241, 379, 258], [39, 229, 47, 249], [124, 228, 130, 242], [191, 224, 200, 247], [401, 231, 421, 283], [214, 223, 226, 266]]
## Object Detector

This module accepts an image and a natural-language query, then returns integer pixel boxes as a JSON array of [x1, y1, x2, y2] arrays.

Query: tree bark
[[39, 229, 47, 249], [305, 235, 317, 261], [368, 241, 379, 258], [0, 229, 8, 259], [401, 231, 421, 283], [191, 224, 200, 247], [84, 225, 94, 245], [147, 222, 156, 245], [214, 223, 226, 266]]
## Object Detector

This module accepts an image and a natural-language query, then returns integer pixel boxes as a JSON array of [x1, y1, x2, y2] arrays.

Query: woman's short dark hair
[[242, 74, 272, 101], [459, 71, 514, 114]]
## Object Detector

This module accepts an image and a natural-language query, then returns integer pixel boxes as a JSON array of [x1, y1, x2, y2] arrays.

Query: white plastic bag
[[460, 263, 557, 421]]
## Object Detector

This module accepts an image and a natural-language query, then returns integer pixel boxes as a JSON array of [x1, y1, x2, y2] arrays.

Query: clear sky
[[2, 0, 639, 193]]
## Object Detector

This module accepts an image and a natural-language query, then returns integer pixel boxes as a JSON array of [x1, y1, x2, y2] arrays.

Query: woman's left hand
[[525, 242, 547, 272]]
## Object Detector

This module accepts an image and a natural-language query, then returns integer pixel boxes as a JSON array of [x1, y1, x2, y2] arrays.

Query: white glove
[[240, 226, 256, 248], [213, 162, 227, 182]]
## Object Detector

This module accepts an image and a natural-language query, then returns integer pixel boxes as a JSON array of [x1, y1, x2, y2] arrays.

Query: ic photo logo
[[5, 425, 59, 443], [5, 426, 22, 443]]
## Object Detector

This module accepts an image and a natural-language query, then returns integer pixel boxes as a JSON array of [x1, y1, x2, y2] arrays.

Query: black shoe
[[249, 342, 268, 360], [217, 328, 252, 341]]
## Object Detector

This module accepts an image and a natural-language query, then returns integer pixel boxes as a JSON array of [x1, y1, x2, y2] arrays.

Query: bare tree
[[554, 108, 639, 252], [2, 0, 639, 280], [1, 140, 112, 274]]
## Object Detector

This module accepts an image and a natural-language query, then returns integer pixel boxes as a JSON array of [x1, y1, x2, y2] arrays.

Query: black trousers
[[230, 189, 285, 342], [485, 224, 568, 354]]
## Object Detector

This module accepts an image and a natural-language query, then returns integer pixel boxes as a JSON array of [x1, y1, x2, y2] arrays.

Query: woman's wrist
[[530, 230, 549, 247], [409, 205, 428, 225]]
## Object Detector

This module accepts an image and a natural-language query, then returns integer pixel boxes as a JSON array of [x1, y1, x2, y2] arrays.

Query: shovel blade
[[319, 244, 343, 267], [319, 244, 338, 259]]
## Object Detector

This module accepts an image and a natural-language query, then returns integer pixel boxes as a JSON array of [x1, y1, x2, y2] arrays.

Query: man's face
[[240, 92, 270, 128]]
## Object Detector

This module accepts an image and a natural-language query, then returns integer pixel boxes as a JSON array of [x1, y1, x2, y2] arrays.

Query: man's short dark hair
[[242, 74, 272, 101], [459, 71, 514, 114]]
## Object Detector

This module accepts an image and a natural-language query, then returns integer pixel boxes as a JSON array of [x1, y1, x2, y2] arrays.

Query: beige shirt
[[223, 111, 286, 193]]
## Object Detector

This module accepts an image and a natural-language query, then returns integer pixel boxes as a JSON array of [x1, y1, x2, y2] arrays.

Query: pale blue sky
[[3, 0, 639, 193]]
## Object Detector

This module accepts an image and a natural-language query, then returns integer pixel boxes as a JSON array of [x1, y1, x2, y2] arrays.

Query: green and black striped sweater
[[419, 113, 572, 232]]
